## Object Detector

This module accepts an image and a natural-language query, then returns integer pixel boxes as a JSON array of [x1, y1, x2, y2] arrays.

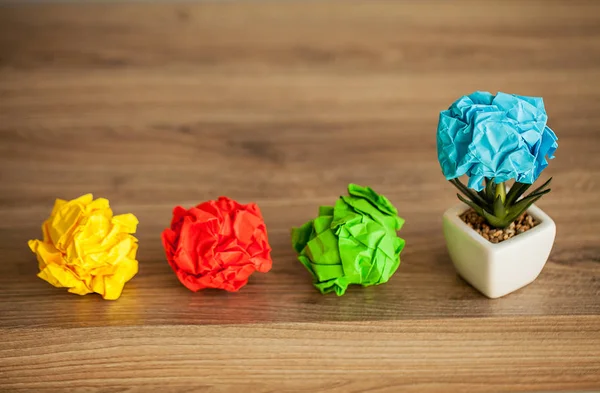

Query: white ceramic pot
[[442, 202, 556, 298]]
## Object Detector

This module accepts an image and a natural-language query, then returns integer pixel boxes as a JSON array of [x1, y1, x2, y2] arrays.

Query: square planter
[[442, 202, 556, 298]]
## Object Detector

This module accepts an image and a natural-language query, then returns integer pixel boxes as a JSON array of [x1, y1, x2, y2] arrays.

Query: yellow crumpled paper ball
[[28, 194, 139, 300]]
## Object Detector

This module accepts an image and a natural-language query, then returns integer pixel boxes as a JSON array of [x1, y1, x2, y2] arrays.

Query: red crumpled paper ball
[[161, 197, 273, 292]]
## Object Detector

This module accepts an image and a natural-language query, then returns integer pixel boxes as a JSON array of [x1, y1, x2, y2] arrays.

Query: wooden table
[[1, 1, 599, 392]]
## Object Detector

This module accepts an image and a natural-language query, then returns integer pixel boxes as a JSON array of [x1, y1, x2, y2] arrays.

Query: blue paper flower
[[437, 91, 558, 191]]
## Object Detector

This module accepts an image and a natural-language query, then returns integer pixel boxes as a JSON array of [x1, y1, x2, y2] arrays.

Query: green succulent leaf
[[482, 214, 513, 229], [456, 193, 487, 217], [527, 177, 552, 197], [492, 195, 506, 218], [453, 176, 552, 230], [450, 178, 488, 207], [507, 193, 545, 220], [483, 178, 493, 201], [524, 188, 552, 200], [478, 206, 513, 228], [477, 188, 488, 202], [505, 182, 531, 206]]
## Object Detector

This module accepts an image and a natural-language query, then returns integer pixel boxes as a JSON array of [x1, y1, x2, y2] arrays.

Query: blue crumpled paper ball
[[437, 91, 558, 191]]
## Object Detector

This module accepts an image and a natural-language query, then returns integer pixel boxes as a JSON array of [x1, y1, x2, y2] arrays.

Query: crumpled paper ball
[[291, 184, 405, 296], [437, 91, 558, 191], [28, 194, 139, 300], [161, 197, 272, 292]]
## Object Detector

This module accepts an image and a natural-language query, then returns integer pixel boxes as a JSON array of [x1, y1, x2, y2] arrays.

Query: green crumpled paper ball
[[291, 184, 406, 296]]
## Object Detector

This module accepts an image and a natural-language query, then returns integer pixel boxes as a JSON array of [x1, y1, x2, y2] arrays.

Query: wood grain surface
[[1, 1, 599, 392]]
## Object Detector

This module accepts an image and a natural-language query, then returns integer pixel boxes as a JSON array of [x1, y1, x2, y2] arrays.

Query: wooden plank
[[1, 317, 599, 392]]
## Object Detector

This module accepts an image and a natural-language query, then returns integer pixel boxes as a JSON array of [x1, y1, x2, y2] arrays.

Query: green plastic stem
[[496, 182, 506, 203]]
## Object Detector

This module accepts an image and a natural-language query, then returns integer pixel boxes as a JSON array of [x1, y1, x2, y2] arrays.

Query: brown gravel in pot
[[460, 209, 538, 244]]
